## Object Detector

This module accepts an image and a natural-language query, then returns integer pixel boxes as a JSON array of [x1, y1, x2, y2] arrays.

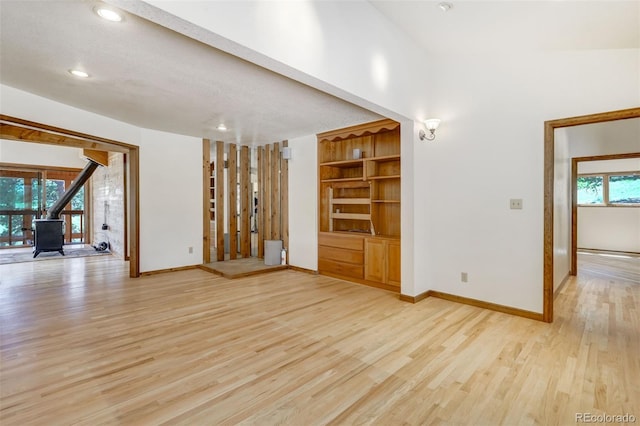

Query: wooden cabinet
[[365, 237, 400, 288], [317, 119, 401, 291]]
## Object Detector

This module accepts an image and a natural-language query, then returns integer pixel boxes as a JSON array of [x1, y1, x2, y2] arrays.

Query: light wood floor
[[1, 253, 638, 425]]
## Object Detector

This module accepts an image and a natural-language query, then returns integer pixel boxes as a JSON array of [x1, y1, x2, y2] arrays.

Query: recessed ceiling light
[[217, 124, 228, 131], [69, 69, 90, 78], [438, 2, 453, 12], [94, 6, 123, 22]]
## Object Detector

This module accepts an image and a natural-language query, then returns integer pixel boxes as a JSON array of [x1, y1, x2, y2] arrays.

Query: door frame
[[0, 114, 140, 277], [543, 107, 640, 322]]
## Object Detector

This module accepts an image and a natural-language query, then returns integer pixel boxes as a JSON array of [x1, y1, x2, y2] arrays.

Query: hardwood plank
[[0, 253, 637, 425]]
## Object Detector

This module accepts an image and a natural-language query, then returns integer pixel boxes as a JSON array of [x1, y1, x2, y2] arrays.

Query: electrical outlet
[[188, 246, 193, 254], [461, 272, 468, 283], [510, 199, 523, 210]]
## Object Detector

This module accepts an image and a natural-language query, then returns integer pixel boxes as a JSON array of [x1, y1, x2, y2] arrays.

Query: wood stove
[[33, 159, 101, 258]]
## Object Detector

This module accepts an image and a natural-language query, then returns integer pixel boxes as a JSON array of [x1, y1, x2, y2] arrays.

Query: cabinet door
[[364, 238, 386, 282], [387, 241, 401, 287]]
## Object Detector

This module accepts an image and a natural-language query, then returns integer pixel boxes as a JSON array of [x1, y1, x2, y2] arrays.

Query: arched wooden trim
[[317, 118, 399, 143]]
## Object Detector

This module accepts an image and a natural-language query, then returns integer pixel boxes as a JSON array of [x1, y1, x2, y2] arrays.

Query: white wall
[[578, 208, 640, 253], [139, 129, 202, 271], [0, 140, 86, 168], [553, 131, 571, 291], [1, 84, 204, 273], [287, 135, 318, 271], [567, 118, 640, 158], [422, 49, 638, 312], [137, 2, 640, 313], [577, 158, 640, 253]]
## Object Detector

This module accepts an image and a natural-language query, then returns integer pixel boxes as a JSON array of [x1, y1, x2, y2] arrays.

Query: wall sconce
[[419, 119, 441, 141]]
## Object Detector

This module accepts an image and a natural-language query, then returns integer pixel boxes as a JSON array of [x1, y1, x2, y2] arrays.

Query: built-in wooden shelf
[[371, 200, 400, 203], [368, 175, 400, 180], [332, 198, 370, 205], [321, 177, 365, 183]]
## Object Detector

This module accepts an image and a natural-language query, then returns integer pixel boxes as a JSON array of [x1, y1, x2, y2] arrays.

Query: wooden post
[[228, 144, 237, 260], [202, 139, 211, 264], [257, 146, 264, 258], [240, 146, 250, 257], [271, 142, 280, 240], [216, 141, 225, 261], [264, 144, 272, 244]]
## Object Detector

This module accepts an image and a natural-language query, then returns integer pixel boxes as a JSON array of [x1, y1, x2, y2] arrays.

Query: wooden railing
[[0, 209, 85, 247]]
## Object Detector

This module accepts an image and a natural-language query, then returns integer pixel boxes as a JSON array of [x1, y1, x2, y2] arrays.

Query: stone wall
[[90, 152, 125, 258]]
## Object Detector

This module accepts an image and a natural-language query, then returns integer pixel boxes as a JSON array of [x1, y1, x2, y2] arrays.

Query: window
[[577, 172, 640, 206]]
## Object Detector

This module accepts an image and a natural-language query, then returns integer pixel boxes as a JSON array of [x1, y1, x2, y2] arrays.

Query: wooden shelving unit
[[317, 118, 401, 291]]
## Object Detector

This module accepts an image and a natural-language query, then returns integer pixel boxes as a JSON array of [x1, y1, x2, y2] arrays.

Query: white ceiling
[[0, 1, 382, 146], [369, 1, 639, 54], [1, 1, 638, 147]]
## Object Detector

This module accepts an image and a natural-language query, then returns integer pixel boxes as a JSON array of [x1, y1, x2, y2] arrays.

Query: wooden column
[[240, 146, 250, 257], [202, 139, 211, 264], [257, 146, 265, 258], [228, 144, 237, 259], [281, 140, 289, 263], [264, 144, 272, 243], [216, 141, 225, 261], [271, 142, 280, 240]]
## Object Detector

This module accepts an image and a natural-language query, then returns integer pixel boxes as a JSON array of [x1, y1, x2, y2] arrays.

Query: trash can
[[264, 240, 283, 265]]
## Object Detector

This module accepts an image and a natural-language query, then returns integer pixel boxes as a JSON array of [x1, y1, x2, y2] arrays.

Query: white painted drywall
[[138, 128, 202, 271], [577, 207, 640, 253], [0, 140, 86, 168], [553, 131, 571, 291], [568, 118, 640, 158], [287, 134, 318, 271]]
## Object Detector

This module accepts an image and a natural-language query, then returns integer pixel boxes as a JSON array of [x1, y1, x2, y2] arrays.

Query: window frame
[[577, 170, 640, 207]]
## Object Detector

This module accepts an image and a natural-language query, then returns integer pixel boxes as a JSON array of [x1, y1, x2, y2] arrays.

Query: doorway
[[0, 114, 140, 277], [543, 107, 640, 322]]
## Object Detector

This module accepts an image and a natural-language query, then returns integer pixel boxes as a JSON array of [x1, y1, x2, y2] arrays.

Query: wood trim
[[123, 153, 129, 261], [202, 139, 211, 264], [572, 152, 640, 162], [317, 118, 399, 142], [240, 146, 250, 258], [127, 148, 140, 277], [229, 144, 238, 260], [287, 265, 317, 274], [215, 141, 225, 262], [82, 149, 109, 166], [543, 107, 640, 324], [428, 290, 544, 321], [0, 162, 84, 173], [571, 157, 578, 275], [554, 273, 571, 298], [0, 122, 128, 153], [281, 140, 289, 262], [399, 291, 430, 303], [141, 265, 198, 276]]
